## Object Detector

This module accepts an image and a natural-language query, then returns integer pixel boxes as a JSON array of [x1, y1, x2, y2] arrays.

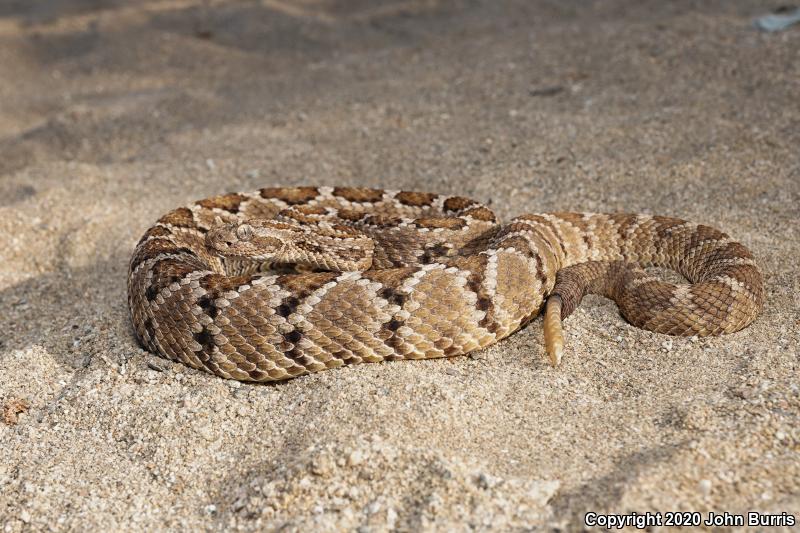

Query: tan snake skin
[[128, 187, 764, 382]]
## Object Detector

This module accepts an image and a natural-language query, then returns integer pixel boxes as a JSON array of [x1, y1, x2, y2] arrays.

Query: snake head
[[207, 218, 375, 271], [205, 220, 293, 261]]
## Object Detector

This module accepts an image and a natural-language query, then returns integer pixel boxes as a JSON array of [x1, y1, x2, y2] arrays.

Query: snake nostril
[[225, 240, 234, 247]]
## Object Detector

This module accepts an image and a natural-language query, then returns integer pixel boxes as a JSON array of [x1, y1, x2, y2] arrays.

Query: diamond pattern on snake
[[128, 187, 763, 382]]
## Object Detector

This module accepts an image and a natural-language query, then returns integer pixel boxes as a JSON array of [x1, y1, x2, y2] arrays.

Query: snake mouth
[[205, 224, 257, 256], [204, 227, 234, 254]]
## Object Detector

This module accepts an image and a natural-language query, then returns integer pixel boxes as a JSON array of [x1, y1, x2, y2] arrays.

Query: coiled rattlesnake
[[128, 187, 763, 381]]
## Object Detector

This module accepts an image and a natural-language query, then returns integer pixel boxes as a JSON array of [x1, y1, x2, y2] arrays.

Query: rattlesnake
[[128, 186, 763, 382]]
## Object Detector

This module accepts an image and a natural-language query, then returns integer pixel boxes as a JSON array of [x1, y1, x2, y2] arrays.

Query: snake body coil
[[128, 187, 763, 381]]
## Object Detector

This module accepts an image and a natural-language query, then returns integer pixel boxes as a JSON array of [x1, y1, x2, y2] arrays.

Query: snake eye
[[236, 224, 253, 241]]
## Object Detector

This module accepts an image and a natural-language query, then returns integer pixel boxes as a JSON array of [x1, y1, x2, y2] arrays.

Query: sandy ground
[[1, 1, 798, 531]]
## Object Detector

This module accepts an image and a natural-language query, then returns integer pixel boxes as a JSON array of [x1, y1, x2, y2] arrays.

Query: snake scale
[[128, 187, 763, 382]]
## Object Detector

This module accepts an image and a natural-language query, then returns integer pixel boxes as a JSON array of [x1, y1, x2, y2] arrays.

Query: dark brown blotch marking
[[385, 319, 402, 331], [443, 196, 475, 212], [378, 317, 406, 356], [337, 209, 368, 223], [332, 187, 384, 203], [290, 204, 327, 216], [260, 187, 320, 205], [274, 272, 339, 301], [447, 255, 488, 293], [370, 271, 417, 353], [284, 329, 302, 343], [137, 225, 172, 247], [378, 287, 407, 307], [476, 297, 492, 312], [158, 207, 196, 228], [463, 206, 496, 222], [197, 193, 247, 213], [196, 295, 220, 319], [199, 273, 253, 298], [420, 243, 450, 264], [413, 217, 467, 230], [276, 296, 301, 318], [145, 284, 159, 302], [193, 327, 216, 354], [131, 238, 180, 271], [146, 257, 199, 301], [273, 274, 335, 331], [361, 267, 418, 289], [395, 191, 437, 207], [135, 238, 186, 259], [361, 214, 403, 228]]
